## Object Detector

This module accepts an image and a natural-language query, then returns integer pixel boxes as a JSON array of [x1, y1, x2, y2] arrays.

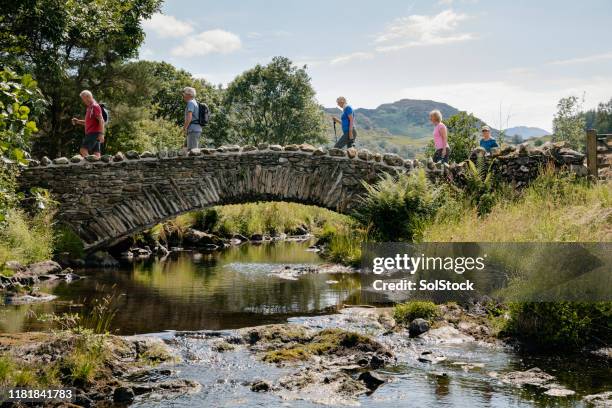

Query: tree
[[552, 96, 586, 151], [102, 61, 228, 150], [0, 68, 46, 156], [223, 57, 325, 146], [0, 0, 162, 157], [584, 98, 612, 134]]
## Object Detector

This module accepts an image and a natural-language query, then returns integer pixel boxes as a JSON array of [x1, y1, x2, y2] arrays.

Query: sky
[[139, 0, 612, 132]]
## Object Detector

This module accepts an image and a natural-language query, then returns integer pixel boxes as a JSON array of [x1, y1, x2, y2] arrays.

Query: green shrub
[[506, 302, 612, 349], [355, 170, 442, 242], [393, 301, 440, 325], [54, 225, 84, 258]]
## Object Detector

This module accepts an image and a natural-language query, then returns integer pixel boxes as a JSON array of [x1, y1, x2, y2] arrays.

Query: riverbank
[[0, 331, 199, 405]]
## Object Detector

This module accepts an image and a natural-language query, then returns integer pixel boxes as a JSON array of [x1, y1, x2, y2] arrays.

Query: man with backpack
[[182, 87, 209, 150], [71, 90, 107, 158]]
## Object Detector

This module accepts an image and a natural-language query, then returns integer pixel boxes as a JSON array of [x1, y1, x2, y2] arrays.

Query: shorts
[[82, 132, 102, 154]]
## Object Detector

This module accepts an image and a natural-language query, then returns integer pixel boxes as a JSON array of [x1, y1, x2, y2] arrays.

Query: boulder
[[418, 351, 447, 364], [27, 260, 62, 276], [113, 387, 135, 404], [408, 318, 430, 338], [357, 371, 386, 392], [183, 229, 224, 247], [70, 155, 83, 163], [250, 380, 271, 392]]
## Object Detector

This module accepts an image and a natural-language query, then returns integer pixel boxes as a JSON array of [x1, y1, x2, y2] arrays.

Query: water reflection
[[0, 241, 363, 334]]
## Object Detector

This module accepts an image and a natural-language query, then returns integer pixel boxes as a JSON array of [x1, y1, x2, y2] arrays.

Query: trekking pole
[[333, 120, 338, 143]]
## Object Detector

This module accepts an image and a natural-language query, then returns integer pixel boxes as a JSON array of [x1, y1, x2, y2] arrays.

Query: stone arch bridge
[[18, 142, 584, 251], [18, 145, 412, 251]]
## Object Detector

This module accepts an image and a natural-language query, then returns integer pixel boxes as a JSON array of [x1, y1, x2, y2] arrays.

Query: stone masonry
[[17, 142, 585, 251]]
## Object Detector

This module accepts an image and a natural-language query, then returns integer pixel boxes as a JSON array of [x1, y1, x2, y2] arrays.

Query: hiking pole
[[333, 120, 338, 143]]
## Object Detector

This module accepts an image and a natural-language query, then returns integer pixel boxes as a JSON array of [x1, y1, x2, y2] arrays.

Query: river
[[1, 241, 609, 407]]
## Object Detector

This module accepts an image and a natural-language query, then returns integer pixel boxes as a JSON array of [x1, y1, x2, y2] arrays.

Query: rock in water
[[113, 386, 135, 403], [27, 260, 62, 276], [409, 318, 430, 337], [357, 371, 386, 392], [418, 351, 447, 364], [250, 380, 271, 392]]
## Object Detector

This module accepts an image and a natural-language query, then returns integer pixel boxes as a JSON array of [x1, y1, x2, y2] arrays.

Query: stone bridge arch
[[18, 145, 411, 251]]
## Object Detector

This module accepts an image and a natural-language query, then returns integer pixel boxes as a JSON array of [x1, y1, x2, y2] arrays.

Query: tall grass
[[0, 208, 54, 268], [422, 169, 611, 242], [151, 202, 355, 242]]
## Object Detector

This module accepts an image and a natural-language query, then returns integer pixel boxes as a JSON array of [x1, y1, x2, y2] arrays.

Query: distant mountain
[[504, 126, 551, 141], [324, 99, 461, 139]]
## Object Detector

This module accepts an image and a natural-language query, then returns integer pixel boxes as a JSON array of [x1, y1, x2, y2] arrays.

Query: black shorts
[[82, 132, 102, 154]]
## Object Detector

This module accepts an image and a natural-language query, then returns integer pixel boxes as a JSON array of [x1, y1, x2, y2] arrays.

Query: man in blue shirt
[[182, 87, 202, 150], [479, 126, 499, 152], [332, 96, 357, 148]]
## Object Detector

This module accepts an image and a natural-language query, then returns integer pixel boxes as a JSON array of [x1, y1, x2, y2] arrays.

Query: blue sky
[[140, 0, 612, 131]]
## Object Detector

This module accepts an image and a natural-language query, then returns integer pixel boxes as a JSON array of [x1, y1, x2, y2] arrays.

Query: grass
[[393, 301, 440, 325], [0, 208, 54, 268], [149, 202, 356, 244], [262, 328, 380, 363], [422, 170, 611, 242]]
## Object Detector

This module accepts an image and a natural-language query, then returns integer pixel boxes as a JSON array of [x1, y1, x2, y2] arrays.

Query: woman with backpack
[[430, 109, 450, 163]]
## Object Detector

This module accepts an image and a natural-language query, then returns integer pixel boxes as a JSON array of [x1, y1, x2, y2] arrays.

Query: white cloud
[[171, 30, 242, 57], [399, 77, 612, 130], [142, 13, 194, 38], [375, 9, 475, 52], [548, 51, 612, 66], [330, 52, 374, 65]]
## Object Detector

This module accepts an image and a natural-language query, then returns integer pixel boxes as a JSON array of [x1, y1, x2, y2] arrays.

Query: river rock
[[418, 350, 447, 364], [27, 260, 62, 276], [409, 318, 430, 337], [183, 229, 224, 247], [250, 380, 271, 392], [544, 387, 576, 397], [420, 325, 474, 344], [583, 391, 612, 407], [499, 367, 555, 388], [357, 371, 386, 391], [113, 386, 135, 403]]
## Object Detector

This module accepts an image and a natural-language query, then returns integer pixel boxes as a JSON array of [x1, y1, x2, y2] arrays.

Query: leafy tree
[[101, 61, 227, 150], [426, 111, 480, 162], [584, 98, 612, 134], [0, 0, 162, 157], [0, 68, 46, 157], [0, 68, 49, 224], [223, 57, 326, 146], [552, 96, 586, 151]]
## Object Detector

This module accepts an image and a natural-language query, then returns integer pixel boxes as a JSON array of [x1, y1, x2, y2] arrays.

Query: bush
[[355, 170, 442, 242], [393, 301, 440, 325], [54, 225, 84, 259], [506, 302, 612, 349]]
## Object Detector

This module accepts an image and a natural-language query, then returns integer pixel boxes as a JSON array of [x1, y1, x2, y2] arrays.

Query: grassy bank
[[352, 167, 611, 350]]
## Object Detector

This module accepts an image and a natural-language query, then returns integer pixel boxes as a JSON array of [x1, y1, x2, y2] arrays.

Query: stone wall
[[17, 142, 586, 251]]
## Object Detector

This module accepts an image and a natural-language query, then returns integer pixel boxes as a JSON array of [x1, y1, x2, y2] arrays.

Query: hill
[[504, 126, 551, 141], [324, 99, 460, 139]]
